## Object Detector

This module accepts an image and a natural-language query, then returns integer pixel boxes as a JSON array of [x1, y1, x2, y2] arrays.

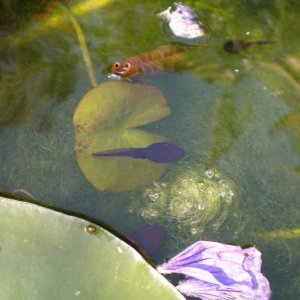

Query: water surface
[[0, 1, 300, 299]]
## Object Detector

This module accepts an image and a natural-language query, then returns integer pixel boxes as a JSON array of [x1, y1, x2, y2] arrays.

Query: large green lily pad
[[0, 196, 185, 300], [73, 81, 171, 191]]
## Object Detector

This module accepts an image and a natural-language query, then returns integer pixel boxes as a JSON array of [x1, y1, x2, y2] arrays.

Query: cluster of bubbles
[[129, 167, 236, 236]]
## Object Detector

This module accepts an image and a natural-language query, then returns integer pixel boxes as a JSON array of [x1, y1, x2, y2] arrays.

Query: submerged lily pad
[[73, 81, 171, 191], [0, 196, 185, 300]]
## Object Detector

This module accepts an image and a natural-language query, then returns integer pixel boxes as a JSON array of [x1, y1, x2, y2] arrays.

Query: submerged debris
[[157, 2, 206, 44]]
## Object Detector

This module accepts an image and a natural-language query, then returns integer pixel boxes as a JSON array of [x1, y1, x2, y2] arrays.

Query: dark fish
[[92, 142, 185, 163], [129, 224, 167, 255], [224, 39, 275, 54]]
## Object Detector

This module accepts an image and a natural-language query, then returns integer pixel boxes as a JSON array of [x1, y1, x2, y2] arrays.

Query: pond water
[[1, 0, 300, 299]]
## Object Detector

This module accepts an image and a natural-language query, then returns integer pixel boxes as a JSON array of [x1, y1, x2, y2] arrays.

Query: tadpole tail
[[254, 40, 276, 45], [92, 148, 147, 159]]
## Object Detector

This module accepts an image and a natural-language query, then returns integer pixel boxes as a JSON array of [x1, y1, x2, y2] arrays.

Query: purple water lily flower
[[157, 241, 271, 300]]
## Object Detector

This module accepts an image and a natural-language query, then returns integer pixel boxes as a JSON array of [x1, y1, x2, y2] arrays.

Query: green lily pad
[[0, 196, 185, 300], [73, 81, 171, 191]]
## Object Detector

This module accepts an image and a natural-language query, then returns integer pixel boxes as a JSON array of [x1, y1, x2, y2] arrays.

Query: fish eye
[[112, 62, 122, 72], [124, 62, 131, 70]]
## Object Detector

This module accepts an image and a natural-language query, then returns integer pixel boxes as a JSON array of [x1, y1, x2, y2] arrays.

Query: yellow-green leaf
[[73, 81, 171, 191]]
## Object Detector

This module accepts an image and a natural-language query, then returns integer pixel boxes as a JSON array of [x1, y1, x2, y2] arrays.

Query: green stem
[[58, 4, 97, 88]]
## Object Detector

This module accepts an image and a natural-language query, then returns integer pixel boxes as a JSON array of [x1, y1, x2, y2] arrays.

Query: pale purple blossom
[[157, 241, 271, 300]]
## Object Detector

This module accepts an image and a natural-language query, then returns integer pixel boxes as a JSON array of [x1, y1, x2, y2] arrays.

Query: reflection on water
[[0, 1, 300, 299]]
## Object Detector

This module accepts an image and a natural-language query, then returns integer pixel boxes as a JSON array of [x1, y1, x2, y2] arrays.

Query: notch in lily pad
[[73, 81, 171, 191]]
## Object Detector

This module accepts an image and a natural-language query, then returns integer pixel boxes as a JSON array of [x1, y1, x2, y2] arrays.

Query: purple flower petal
[[157, 241, 271, 300], [177, 276, 271, 300]]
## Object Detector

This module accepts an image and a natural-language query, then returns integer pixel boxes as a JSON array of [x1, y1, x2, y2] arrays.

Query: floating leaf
[[73, 81, 171, 191], [0, 196, 185, 300]]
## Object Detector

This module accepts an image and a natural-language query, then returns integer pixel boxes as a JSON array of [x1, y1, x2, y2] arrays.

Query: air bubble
[[204, 169, 214, 178], [85, 224, 97, 234], [191, 227, 199, 235], [130, 168, 237, 239], [160, 182, 167, 188], [147, 192, 160, 202]]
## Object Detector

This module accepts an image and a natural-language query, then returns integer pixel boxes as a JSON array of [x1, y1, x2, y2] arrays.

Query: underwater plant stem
[[255, 228, 300, 239], [58, 4, 97, 88]]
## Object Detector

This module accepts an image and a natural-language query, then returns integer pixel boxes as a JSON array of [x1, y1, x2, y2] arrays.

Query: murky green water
[[1, 0, 300, 299]]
